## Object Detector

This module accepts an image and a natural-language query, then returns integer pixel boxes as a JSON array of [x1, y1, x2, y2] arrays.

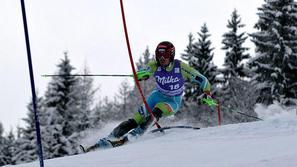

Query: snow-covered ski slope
[[6, 104, 297, 167]]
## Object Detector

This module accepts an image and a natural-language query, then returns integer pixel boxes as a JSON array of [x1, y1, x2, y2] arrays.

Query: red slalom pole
[[217, 100, 221, 126], [119, 0, 161, 129]]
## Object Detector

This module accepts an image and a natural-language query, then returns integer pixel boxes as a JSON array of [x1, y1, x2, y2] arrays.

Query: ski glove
[[136, 70, 151, 81], [203, 91, 212, 99], [201, 91, 217, 106]]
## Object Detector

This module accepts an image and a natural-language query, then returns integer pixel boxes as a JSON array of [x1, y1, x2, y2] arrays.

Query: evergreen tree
[[181, 33, 195, 65], [249, 0, 297, 105], [181, 33, 196, 100], [182, 24, 219, 101], [41, 123, 68, 159], [11, 126, 22, 163], [136, 46, 155, 96], [218, 77, 259, 124], [129, 47, 155, 115], [0, 122, 7, 166], [219, 9, 258, 124], [4, 130, 16, 165], [13, 94, 44, 164], [176, 24, 221, 126], [43, 52, 81, 158], [115, 79, 133, 119], [76, 64, 98, 130], [0, 127, 15, 166], [193, 23, 220, 92], [91, 101, 104, 126], [221, 9, 250, 81], [45, 52, 80, 136], [137, 46, 152, 70], [93, 96, 117, 122], [99, 47, 156, 123]]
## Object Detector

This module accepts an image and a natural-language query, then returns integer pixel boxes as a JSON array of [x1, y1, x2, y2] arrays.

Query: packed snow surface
[[5, 103, 297, 167]]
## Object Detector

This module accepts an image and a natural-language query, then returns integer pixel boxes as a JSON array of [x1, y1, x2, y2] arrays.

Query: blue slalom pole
[[20, 1, 45, 167]]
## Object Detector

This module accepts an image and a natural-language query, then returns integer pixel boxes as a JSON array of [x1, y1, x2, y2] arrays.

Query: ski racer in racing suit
[[83, 41, 212, 152]]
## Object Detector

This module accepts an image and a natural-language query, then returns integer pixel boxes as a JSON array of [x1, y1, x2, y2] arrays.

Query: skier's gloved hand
[[197, 91, 211, 105], [203, 91, 212, 99], [201, 91, 217, 106], [136, 70, 151, 81]]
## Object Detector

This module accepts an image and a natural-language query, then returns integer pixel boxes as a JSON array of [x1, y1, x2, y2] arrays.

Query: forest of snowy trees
[[1, 0, 297, 166]]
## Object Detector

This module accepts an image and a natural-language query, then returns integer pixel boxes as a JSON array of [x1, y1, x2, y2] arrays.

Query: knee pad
[[133, 102, 174, 125], [133, 111, 145, 125], [133, 106, 162, 125]]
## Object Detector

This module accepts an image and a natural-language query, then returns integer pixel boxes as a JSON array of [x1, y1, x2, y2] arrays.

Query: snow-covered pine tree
[[181, 33, 195, 65], [43, 52, 81, 158], [75, 63, 98, 131], [106, 47, 156, 122], [221, 9, 250, 80], [181, 33, 196, 101], [4, 130, 16, 165], [103, 47, 155, 123], [182, 24, 219, 101], [193, 23, 220, 94], [91, 102, 103, 126], [46, 52, 81, 136], [219, 9, 258, 123], [114, 79, 133, 120], [13, 94, 44, 164], [249, 0, 297, 105], [177, 24, 220, 126], [137, 46, 151, 69], [93, 96, 117, 122], [136, 46, 155, 96], [220, 77, 259, 124], [0, 122, 8, 166], [129, 47, 155, 109], [40, 123, 66, 159]]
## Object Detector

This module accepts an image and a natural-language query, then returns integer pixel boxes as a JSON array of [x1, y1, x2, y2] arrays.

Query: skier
[[82, 41, 212, 152]]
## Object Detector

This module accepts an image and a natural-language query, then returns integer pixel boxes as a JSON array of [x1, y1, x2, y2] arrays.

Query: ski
[[150, 125, 200, 133], [80, 125, 200, 153], [108, 136, 129, 147]]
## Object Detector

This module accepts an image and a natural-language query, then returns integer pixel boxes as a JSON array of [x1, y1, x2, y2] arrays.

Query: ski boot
[[128, 126, 145, 139], [96, 138, 114, 148], [127, 115, 156, 140], [90, 118, 138, 150], [80, 144, 97, 153], [80, 138, 113, 153]]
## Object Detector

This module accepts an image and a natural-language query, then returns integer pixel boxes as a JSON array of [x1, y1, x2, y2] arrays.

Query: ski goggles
[[156, 48, 171, 59]]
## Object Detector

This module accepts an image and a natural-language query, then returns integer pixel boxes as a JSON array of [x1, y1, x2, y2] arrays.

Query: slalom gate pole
[[20, 1, 44, 167], [217, 100, 222, 126], [119, 0, 161, 129], [201, 96, 221, 126]]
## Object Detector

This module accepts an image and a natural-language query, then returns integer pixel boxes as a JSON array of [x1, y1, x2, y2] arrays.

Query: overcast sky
[[0, 0, 263, 133]]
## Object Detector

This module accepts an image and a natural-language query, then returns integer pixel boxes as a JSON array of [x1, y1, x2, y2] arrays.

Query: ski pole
[[236, 111, 263, 121], [220, 105, 263, 121], [41, 74, 133, 77]]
